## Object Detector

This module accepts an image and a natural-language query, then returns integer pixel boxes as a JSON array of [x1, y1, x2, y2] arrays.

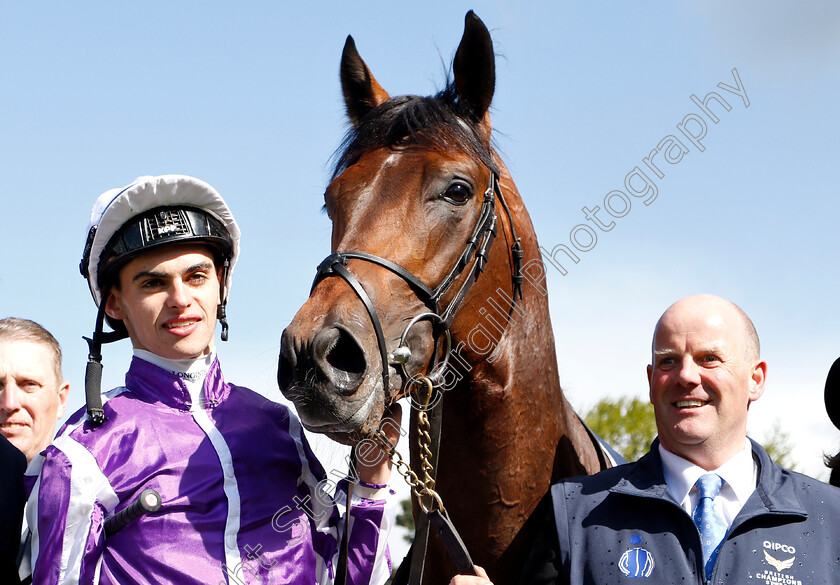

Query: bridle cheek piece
[[311, 167, 523, 401]]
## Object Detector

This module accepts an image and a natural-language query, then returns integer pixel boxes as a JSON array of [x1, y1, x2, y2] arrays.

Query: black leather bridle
[[315, 164, 525, 582], [310, 166, 524, 398]]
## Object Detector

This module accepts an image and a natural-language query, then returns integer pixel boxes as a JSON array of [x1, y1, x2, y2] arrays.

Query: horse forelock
[[331, 81, 498, 182]]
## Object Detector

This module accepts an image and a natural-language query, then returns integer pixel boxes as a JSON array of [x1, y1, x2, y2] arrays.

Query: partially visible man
[[0, 318, 70, 463], [0, 318, 69, 585], [506, 294, 840, 584]]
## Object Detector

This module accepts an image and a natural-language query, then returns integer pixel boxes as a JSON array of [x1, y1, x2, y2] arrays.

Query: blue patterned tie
[[693, 473, 726, 579]]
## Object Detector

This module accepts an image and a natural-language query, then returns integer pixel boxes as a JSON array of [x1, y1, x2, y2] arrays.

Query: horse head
[[278, 11, 517, 444]]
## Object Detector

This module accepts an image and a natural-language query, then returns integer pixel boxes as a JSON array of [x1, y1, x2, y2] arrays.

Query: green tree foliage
[[583, 396, 657, 462], [386, 498, 415, 584], [395, 496, 414, 543], [754, 419, 798, 471]]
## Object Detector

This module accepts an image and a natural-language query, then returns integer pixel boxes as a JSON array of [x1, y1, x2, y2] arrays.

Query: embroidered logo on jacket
[[619, 536, 655, 578], [763, 550, 794, 572], [751, 541, 801, 585]]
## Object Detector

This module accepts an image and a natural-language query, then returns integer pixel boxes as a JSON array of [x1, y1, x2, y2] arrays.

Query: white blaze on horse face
[[329, 151, 404, 249]]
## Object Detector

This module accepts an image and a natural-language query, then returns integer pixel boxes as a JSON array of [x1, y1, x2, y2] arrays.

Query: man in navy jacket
[[454, 295, 840, 585], [505, 294, 840, 585]]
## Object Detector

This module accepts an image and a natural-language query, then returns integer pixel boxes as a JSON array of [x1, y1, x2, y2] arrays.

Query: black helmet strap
[[83, 301, 129, 427], [217, 256, 231, 342]]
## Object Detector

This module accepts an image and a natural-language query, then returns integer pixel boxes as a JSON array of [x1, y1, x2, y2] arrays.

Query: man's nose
[[676, 360, 702, 386], [0, 384, 21, 412], [167, 280, 192, 308]]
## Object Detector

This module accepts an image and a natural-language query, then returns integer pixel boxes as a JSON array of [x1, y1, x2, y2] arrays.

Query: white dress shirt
[[659, 438, 758, 529]]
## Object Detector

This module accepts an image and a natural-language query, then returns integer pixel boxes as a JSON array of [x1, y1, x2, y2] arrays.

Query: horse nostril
[[313, 326, 367, 393], [326, 329, 366, 375]]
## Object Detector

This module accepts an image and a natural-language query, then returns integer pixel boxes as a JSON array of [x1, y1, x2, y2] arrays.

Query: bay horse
[[278, 11, 611, 583]]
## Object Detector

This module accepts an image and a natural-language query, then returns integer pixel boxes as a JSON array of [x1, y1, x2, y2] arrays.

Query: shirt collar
[[134, 349, 216, 411], [659, 438, 757, 508], [134, 348, 216, 378], [126, 351, 226, 410]]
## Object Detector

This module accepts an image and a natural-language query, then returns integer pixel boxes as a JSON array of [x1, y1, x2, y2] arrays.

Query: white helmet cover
[[81, 175, 241, 306]]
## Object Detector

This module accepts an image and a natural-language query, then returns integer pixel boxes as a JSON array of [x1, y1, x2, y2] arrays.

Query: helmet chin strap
[[217, 305, 229, 342], [217, 257, 231, 342], [83, 301, 129, 427]]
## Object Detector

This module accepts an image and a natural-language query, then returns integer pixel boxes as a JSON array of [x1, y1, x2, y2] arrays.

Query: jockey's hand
[[355, 403, 402, 485], [449, 566, 492, 585]]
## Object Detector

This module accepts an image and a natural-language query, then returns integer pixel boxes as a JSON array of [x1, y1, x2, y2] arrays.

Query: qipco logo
[[763, 541, 796, 555]]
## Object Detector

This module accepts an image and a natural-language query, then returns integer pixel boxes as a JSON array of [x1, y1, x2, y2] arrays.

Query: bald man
[[506, 294, 840, 585]]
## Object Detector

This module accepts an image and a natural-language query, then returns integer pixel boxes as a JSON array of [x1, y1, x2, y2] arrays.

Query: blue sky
[[2, 0, 839, 514]]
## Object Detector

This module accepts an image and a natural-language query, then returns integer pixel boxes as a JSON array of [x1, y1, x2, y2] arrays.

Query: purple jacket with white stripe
[[25, 357, 394, 585]]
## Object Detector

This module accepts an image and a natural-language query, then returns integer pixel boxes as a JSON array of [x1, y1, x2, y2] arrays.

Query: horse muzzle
[[278, 319, 393, 439]]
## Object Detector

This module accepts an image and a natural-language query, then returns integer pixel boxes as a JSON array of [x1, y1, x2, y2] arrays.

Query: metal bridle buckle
[[388, 312, 452, 388]]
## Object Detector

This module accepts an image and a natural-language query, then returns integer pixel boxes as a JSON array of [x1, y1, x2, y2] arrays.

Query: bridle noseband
[[311, 166, 524, 398]]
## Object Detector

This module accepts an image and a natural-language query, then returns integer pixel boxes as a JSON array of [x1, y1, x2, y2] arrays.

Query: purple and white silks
[[25, 356, 395, 585]]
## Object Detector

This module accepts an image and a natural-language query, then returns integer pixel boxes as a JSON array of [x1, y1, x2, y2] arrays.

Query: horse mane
[[331, 81, 499, 181]]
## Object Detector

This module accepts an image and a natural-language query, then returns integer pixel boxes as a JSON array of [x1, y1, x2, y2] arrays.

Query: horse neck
[[445, 160, 567, 433], [408, 165, 605, 581]]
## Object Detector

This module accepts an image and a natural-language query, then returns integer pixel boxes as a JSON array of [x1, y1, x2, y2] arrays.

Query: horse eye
[[321, 203, 332, 221], [440, 182, 472, 206]]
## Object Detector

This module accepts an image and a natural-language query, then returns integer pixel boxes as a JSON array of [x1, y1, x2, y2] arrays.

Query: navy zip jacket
[[520, 438, 840, 584]]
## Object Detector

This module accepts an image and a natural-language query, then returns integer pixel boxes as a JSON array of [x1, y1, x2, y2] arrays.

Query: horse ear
[[453, 11, 495, 132], [340, 35, 391, 126]]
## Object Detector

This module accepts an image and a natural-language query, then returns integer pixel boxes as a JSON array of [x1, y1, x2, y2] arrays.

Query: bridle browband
[[311, 165, 524, 398]]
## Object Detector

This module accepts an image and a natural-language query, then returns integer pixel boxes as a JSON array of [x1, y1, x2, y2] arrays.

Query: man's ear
[[748, 360, 767, 403], [104, 289, 124, 321], [56, 381, 70, 419], [646, 364, 654, 402]]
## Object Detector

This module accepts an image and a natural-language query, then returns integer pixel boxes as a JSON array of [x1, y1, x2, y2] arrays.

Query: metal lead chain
[[373, 376, 445, 515]]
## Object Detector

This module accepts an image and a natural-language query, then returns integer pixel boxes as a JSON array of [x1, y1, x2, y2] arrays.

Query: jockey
[[24, 175, 398, 585]]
